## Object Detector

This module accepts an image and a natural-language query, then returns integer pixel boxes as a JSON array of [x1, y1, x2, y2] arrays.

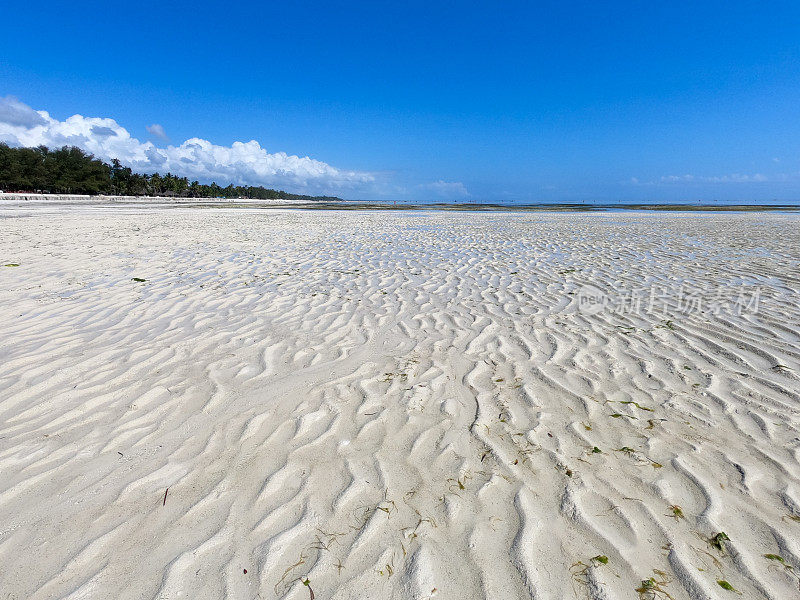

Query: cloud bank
[[631, 172, 782, 186], [145, 123, 169, 141], [659, 173, 769, 184], [0, 96, 374, 193], [420, 179, 470, 199]]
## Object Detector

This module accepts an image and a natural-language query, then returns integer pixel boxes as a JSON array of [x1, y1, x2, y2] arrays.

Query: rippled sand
[[1, 206, 799, 600]]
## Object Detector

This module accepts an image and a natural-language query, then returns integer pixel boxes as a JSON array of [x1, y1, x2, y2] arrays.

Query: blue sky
[[2, 1, 800, 202]]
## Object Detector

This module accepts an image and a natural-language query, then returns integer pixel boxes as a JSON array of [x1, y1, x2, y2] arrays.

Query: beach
[[1, 204, 799, 600]]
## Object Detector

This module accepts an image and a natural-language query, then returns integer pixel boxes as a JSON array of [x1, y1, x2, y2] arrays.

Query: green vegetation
[[710, 531, 730, 552], [635, 571, 673, 599], [717, 580, 736, 591], [619, 400, 654, 411], [0, 143, 341, 200], [764, 553, 785, 563], [570, 555, 610, 591]]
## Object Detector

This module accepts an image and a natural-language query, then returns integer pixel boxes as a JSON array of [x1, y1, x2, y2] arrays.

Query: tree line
[[0, 143, 342, 200]]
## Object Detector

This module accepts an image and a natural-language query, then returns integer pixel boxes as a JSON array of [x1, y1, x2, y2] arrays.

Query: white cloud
[[659, 173, 768, 183], [629, 172, 777, 186], [420, 179, 470, 198], [146, 123, 169, 141], [0, 96, 374, 193], [0, 96, 46, 128]]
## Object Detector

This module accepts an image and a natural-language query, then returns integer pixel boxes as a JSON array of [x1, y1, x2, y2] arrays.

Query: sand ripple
[[1, 208, 799, 599]]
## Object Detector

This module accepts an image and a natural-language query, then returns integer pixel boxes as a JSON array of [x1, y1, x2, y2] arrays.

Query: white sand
[[1, 205, 799, 600]]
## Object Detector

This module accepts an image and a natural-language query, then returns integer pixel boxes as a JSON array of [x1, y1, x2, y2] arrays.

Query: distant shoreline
[[1, 193, 798, 212]]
